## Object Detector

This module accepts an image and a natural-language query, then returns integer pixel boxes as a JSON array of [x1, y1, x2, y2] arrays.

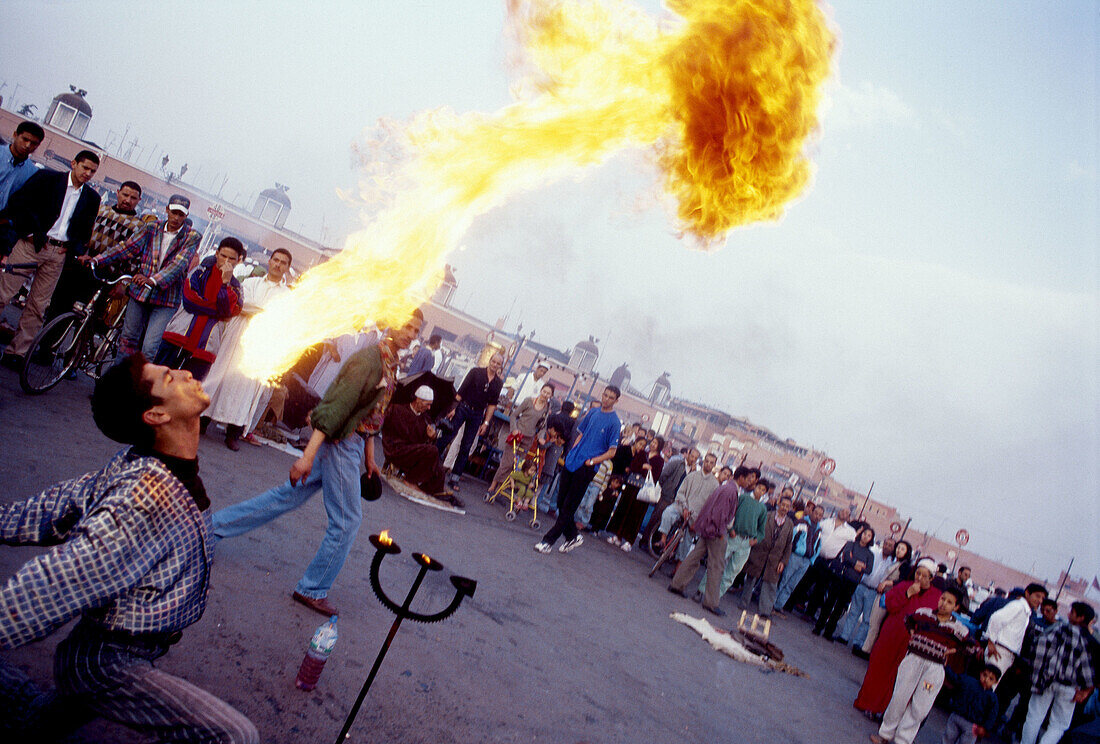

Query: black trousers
[[541, 464, 595, 545], [814, 575, 858, 638], [437, 403, 484, 480]]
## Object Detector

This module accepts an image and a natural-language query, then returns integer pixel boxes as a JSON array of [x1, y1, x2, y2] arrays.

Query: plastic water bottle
[[295, 615, 338, 691]]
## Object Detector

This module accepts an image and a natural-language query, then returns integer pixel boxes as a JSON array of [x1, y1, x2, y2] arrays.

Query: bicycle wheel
[[648, 526, 683, 578], [20, 312, 87, 394]]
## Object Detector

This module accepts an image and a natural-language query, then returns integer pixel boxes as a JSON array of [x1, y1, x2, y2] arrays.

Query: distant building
[[569, 336, 599, 373], [252, 184, 291, 228], [432, 264, 458, 307], [650, 371, 671, 406], [45, 87, 92, 138], [609, 362, 631, 391]]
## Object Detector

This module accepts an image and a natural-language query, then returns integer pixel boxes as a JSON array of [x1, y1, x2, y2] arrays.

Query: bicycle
[[19, 266, 133, 394], [648, 516, 690, 578]]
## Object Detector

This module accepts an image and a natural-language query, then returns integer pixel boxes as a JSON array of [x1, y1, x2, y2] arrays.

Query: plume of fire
[[240, 0, 834, 379]]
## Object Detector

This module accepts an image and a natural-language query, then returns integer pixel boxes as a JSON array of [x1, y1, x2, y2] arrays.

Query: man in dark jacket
[[0, 151, 101, 367], [739, 491, 795, 618]]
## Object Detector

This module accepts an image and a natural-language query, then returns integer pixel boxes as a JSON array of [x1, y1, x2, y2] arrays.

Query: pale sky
[[1, 1, 1096, 582]]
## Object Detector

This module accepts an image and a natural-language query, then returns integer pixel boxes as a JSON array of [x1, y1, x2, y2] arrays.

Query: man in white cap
[[381, 384, 458, 505], [84, 194, 201, 361]]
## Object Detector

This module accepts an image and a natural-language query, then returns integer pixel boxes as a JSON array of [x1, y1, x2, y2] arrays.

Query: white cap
[[916, 558, 937, 574], [413, 385, 434, 402]]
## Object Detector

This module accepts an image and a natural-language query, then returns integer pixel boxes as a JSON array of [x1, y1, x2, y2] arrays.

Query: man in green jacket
[[212, 310, 423, 616], [697, 467, 764, 609]]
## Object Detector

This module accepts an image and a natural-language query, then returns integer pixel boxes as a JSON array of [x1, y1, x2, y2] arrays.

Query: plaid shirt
[[0, 448, 212, 649], [1031, 619, 1095, 693], [85, 203, 147, 259], [95, 218, 202, 308]]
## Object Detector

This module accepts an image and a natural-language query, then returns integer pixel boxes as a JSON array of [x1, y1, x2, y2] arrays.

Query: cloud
[[820, 80, 918, 133], [1067, 160, 1096, 182], [581, 244, 1097, 578]]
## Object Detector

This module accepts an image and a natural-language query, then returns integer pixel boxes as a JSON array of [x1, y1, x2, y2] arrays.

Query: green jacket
[[310, 346, 387, 441], [731, 493, 767, 542]]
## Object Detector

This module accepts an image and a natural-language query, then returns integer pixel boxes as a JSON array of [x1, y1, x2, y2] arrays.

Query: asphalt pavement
[[0, 367, 954, 743]]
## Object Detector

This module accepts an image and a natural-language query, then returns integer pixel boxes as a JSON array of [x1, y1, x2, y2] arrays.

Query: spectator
[[156, 237, 245, 380], [201, 248, 293, 450], [774, 503, 824, 616], [0, 151, 101, 368], [858, 539, 914, 659], [405, 333, 442, 376], [871, 587, 970, 744], [47, 180, 145, 321], [855, 558, 943, 721], [85, 194, 201, 362], [738, 490, 795, 619], [1020, 602, 1095, 744], [0, 120, 43, 210], [438, 352, 505, 492], [487, 382, 553, 497], [837, 537, 898, 650], [940, 664, 1001, 744], [605, 435, 665, 552], [534, 385, 621, 555], [640, 446, 697, 553], [813, 525, 876, 640]]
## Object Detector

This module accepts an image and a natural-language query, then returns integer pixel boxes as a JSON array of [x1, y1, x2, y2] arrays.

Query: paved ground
[[0, 367, 957, 743]]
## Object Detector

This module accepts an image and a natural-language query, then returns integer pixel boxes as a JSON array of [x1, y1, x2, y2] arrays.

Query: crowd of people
[[0, 119, 1096, 743]]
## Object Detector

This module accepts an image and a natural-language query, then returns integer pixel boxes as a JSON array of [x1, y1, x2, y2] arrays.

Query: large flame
[[241, 0, 834, 379]]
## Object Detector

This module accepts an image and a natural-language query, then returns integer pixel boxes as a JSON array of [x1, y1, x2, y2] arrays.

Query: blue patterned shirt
[[0, 448, 212, 649]]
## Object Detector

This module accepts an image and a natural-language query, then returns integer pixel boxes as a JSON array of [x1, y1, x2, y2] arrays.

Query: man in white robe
[[201, 248, 292, 450]]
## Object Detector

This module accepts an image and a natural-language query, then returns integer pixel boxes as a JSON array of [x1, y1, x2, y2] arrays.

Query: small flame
[[423, 555, 432, 565], [239, 0, 835, 379], [379, 530, 392, 546]]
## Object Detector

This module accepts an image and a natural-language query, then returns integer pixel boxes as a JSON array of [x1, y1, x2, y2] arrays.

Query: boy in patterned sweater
[[872, 586, 972, 744]]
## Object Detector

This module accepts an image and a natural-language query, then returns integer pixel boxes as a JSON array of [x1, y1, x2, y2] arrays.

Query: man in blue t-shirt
[[535, 385, 622, 554]]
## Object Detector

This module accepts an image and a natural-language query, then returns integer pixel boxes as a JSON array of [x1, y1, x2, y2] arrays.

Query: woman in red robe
[[854, 559, 941, 719]]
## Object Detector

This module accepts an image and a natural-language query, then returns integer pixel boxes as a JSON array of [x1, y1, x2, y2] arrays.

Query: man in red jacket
[[156, 237, 244, 380]]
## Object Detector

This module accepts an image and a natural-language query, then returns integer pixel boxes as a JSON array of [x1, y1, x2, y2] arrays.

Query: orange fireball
[[240, 0, 835, 380]]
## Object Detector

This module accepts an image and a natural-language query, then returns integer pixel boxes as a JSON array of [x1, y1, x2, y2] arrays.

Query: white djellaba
[[203, 275, 291, 430]]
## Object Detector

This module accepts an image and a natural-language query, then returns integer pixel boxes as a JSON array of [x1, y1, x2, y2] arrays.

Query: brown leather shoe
[[292, 591, 338, 616]]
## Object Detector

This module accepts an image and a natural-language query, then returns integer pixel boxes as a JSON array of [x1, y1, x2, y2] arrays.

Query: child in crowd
[[502, 459, 539, 511], [586, 473, 624, 535], [872, 586, 971, 744], [940, 664, 1001, 744]]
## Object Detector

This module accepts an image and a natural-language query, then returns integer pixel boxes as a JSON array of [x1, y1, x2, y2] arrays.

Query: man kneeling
[[381, 384, 460, 506], [0, 354, 257, 743]]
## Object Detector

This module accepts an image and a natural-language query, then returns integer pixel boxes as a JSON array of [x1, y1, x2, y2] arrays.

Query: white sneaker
[[606, 536, 621, 546], [621, 542, 632, 553], [533, 542, 552, 554], [559, 535, 584, 553]]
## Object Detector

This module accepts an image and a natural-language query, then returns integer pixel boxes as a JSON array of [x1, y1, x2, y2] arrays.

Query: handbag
[[637, 473, 661, 504]]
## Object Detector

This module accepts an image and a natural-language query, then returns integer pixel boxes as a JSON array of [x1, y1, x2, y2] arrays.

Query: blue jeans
[[575, 479, 601, 526], [536, 470, 560, 513], [212, 435, 363, 599], [774, 552, 811, 609], [118, 300, 175, 361], [836, 582, 877, 646]]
